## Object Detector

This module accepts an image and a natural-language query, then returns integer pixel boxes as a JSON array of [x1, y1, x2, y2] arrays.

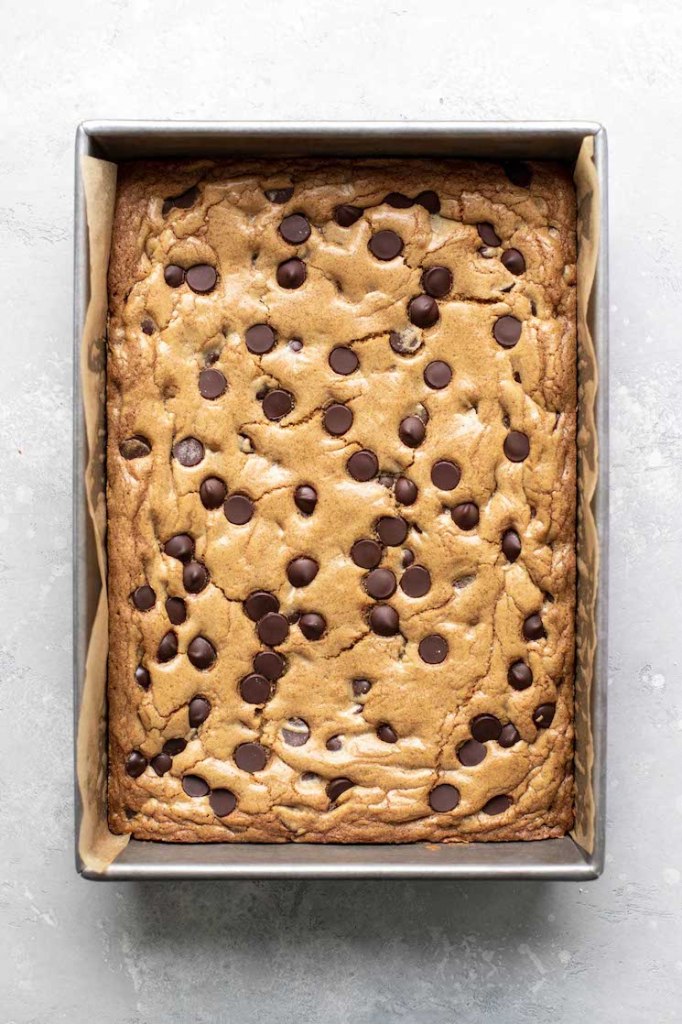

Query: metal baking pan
[[74, 120, 608, 879]]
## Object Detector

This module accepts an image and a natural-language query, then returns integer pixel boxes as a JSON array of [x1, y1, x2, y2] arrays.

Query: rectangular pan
[[74, 121, 608, 879]]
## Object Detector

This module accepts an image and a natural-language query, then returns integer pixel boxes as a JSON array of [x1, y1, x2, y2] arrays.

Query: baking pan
[[73, 121, 608, 879]]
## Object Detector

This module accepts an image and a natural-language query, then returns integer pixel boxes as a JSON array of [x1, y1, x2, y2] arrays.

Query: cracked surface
[[107, 157, 576, 843]]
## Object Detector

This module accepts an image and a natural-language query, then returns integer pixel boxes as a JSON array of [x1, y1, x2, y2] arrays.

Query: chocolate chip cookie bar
[[107, 157, 576, 842]]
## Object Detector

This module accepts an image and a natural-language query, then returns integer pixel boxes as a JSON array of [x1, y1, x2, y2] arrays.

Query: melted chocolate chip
[[395, 477, 418, 505], [503, 161, 533, 188], [352, 678, 371, 696], [245, 591, 280, 621], [384, 191, 412, 208], [400, 564, 431, 598], [287, 556, 319, 587], [120, 435, 151, 460], [125, 751, 147, 778], [173, 437, 204, 467], [533, 703, 556, 729], [234, 742, 269, 772], [209, 789, 237, 816], [151, 752, 172, 776], [157, 631, 178, 663], [186, 264, 217, 294], [182, 775, 210, 798], [323, 404, 353, 435], [398, 414, 426, 448], [165, 597, 187, 625], [377, 723, 398, 743], [187, 636, 216, 670], [277, 258, 307, 288], [504, 430, 530, 462], [351, 538, 383, 569], [245, 324, 276, 354], [418, 634, 448, 664], [477, 222, 500, 246], [224, 494, 254, 525], [164, 264, 185, 287], [326, 735, 343, 751], [483, 794, 512, 816], [501, 248, 526, 275], [471, 714, 502, 743], [498, 723, 521, 747], [389, 329, 421, 355], [257, 612, 290, 646], [253, 650, 286, 680], [183, 560, 209, 594], [135, 665, 151, 689], [502, 528, 522, 562], [421, 266, 452, 298], [163, 737, 187, 756], [263, 389, 294, 421], [431, 459, 461, 491], [240, 673, 272, 704], [198, 368, 227, 400], [188, 696, 211, 727], [457, 739, 487, 766], [429, 783, 459, 812], [369, 604, 400, 636], [132, 585, 155, 611], [415, 190, 440, 213], [141, 319, 155, 335], [329, 346, 359, 375], [523, 613, 546, 641], [347, 450, 378, 482], [282, 717, 310, 747], [327, 777, 354, 802], [402, 549, 415, 568], [365, 567, 397, 600], [294, 484, 317, 514], [508, 660, 533, 690], [299, 612, 326, 640], [376, 516, 408, 546], [162, 185, 200, 215], [265, 187, 293, 204], [493, 315, 522, 349], [369, 229, 403, 261], [334, 204, 362, 227], [408, 294, 439, 328], [423, 360, 452, 389], [164, 533, 194, 561], [279, 214, 311, 244], [451, 502, 479, 530]]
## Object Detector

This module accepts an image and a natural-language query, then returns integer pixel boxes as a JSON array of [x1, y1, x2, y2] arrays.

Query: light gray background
[[1, 0, 681, 1020]]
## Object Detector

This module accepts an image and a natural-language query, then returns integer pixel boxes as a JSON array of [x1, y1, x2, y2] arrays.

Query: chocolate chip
[[164, 534, 194, 561], [132, 585, 155, 611], [294, 484, 317, 514], [369, 604, 399, 636], [253, 650, 286, 680], [200, 477, 227, 509], [431, 459, 461, 490], [502, 528, 521, 562], [188, 695, 211, 728], [351, 538, 383, 569], [415, 190, 440, 214], [162, 185, 200, 215], [265, 187, 293, 204], [352, 678, 371, 696], [369, 229, 403, 260], [501, 248, 526, 275], [199, 368, 227, 399], [224, 494, 254, 525], [326, 735, 342, 751], [163, 737, 187, 756], [289, 339, 303, 353], [157, 630, 178, 662], [164, 264, 185, 287], [493, 315, 522, 348], [458, 738, 487, 766], [279, 214, 311, 244], [323, 404, 353, 435], [277, 258, 307, 289], [395, 477, 418, 505], [135, 665, 151, 689], [508, 660, 533, 690], [377, 723, 398, 743], [429, 783, 459, 812], [347, 449, 378, 482], [471, 714, 502, 743], [498, 723, 521, 747], [523, 613, 546, 641], [182, 774, 210, 798], [299, 612, 326, 640], [423, 360, 452, 389], [173, 437, 204, 467], [240, 673, 272, 704], [398, 415, 426, 448], [183, 560, 209, 594], [282, 717, 310, 747], [483, 794, 512, 816], [451, 502, 479, 530], [365, 567, 397, 600], [384, 191, 412, 208], [400, 565, 431, 598], [533, 703, 556, 729], [327, 777, 354, 802], [504, 430, 530, 462], [186, 264, 217, 294], [141, 319, 155, 335], [376, 516, 408, 546], [120, 435, 151, 460], [187, 636, 216, 670], [245, 591, 279, 621], [245, 324, 276, 354], [151, 752, 172, 776], [165, 597, 187, 625], [418, 634, 448, 664], [408, 294, 439, 328], [257, 611, 290, 646], [334, 204, 362, 227], [389, 329, 421, 355], [287, 556, 319, 587], [329, 346, 359, 375], [209, 789, 237, 816], [234, 742, 269, 772], [125, 751, 147, 778], [402, 549, 415, 568], [477, 222, 501, 246], [263, 389, 294, 421], [503, 161, 533, 188], [421, 266, 452, 298]]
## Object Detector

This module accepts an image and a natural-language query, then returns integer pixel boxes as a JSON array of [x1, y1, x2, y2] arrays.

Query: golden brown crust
[[107, 158, 576, 843]]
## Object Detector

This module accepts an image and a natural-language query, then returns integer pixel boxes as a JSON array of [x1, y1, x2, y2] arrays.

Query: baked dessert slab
[[107, 157, 576, 843]]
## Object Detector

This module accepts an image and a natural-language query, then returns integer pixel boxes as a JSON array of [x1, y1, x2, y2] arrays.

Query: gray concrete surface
[[1, 0, 681, 1020]]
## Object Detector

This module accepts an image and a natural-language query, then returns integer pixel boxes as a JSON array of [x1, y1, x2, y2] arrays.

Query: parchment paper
[[76, 141, 601, 871]]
